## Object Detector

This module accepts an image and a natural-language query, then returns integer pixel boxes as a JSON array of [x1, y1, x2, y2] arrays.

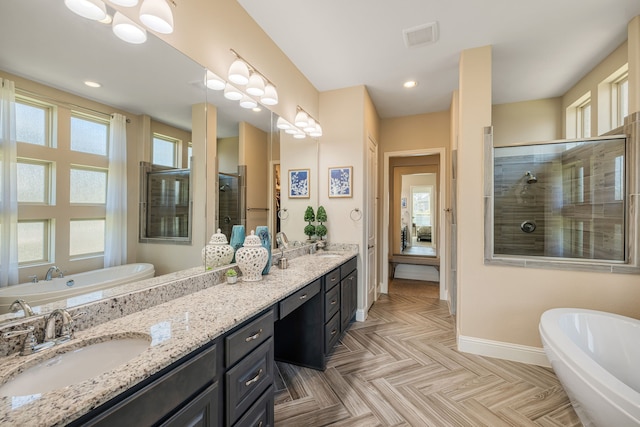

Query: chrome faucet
[[309, 242, 318, 254], [2, 326, 54, 356], [44, 308, 75, 343], [9, 299, 35, 317], [44, 266, 63, 281]]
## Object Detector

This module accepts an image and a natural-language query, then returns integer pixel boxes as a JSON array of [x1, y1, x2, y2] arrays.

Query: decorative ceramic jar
[[255, 225, 272, 275], [235, 230, 269, 282], [229, 225, 245, 263], [202, 228, 235, 270]]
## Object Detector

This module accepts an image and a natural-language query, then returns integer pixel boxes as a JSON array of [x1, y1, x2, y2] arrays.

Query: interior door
[[367, 138, 378, 308]]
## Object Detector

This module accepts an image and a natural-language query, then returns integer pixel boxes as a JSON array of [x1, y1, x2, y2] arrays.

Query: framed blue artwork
[[288, 169, 309, 198], [328, 166, 352, 198]]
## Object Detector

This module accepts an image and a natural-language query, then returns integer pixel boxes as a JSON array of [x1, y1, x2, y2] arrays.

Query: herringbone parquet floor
[[273, 281, 581, 426]]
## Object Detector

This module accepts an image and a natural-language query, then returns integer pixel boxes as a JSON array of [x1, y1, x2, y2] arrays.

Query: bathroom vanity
[[0, 249, 358, 427]]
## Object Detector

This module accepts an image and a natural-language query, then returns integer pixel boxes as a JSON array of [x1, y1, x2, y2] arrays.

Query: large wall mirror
[[0, 0, 271, 322]]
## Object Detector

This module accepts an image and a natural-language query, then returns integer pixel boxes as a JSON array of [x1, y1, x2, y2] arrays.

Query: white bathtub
[[0, 263, 155, 314], [539, 308, 640, 427]]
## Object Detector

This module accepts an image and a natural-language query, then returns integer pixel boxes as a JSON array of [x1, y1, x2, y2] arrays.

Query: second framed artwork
[[288, 169, 310, 198], [328, 166, 353, 198]]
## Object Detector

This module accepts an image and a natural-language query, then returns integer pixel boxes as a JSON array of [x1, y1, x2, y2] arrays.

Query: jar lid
[[208, 229, 229, 245], [243, 230, 262, 247]]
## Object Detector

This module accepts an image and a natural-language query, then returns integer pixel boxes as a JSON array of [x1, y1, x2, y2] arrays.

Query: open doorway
[[382, 149, 447, 300]]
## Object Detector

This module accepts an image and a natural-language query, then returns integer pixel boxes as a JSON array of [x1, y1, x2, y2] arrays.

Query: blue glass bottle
[[229, 225, 245, 263], [256, 225, 272, 274]]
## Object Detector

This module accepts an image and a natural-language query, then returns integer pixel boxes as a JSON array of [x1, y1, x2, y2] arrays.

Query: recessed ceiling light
[[403, 80, 418, 89], [252, 107, 262, 113], [84, 80, 102, 88]]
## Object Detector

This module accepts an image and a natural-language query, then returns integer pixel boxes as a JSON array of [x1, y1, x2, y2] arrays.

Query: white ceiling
[[238, 0, 640, 118]]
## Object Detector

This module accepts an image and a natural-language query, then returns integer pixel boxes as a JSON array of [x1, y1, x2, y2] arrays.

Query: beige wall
[[492, 98, 563, 146], [240, 122, 268, 233], [218, 137, 239, 174]]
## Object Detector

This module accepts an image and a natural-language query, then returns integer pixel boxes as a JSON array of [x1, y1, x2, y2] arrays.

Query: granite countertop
[[0, 250, 357, 426]]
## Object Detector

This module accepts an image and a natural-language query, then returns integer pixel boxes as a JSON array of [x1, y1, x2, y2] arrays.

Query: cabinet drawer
[[233, 385, 274, 427], [226, 310, 274, 367], [226, 338, 274, 426], [161, 382, 219, 427], [340, 257, 357, 279], [85, 343, 218, 427], [279, 279, 320, 319], [324, 312, 341, 355], [324, 284, 340, 322], [325, 268, 341, 291]]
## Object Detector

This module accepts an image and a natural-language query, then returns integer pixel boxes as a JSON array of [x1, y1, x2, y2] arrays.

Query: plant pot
[[226, 276, 238, 284]]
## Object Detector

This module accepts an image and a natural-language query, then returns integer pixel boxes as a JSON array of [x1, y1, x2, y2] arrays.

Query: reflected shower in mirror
[[492, 135, 627, 262]]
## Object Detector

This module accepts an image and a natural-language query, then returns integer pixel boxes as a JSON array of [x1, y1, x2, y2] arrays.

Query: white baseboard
[[457, 335, 551, 368]]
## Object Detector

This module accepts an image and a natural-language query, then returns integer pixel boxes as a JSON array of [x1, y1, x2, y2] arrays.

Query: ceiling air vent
[[403, 21, 439, 48]]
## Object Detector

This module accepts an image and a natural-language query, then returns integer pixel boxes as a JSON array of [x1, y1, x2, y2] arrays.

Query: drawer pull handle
[[331, 329, 337, 335], [299, 294, 307, 300], [257, 422, 263, 427], [331, 299, 337, 305], [331, 277, 336, 282], [245, 329, 263, 342], [245, 368, 263, 387]]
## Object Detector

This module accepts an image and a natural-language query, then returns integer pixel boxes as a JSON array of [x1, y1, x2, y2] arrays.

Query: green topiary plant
[[304, 206, 316, 240], [315, 206, 327, 240]]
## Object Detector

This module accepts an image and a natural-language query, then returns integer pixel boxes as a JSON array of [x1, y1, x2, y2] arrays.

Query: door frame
[[382, 147, 447, 300]]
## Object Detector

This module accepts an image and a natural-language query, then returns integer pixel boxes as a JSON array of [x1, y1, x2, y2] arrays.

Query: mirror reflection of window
[[152, 134, 180, 167]]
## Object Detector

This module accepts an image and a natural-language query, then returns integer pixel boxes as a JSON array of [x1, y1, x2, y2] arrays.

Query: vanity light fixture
[[276, 117, 292, 130], [112, 12, 147, 44], [293, 131, 306, 139], [228, 49, 279, 106], [205, 70, 226, 91], [295, 106, 322, 138], [223, 83, 243, 101], [139, 0, 174, 34], [239, 95, 258, 110], [64, 0, 107, 21], [246, 73, 265, 97]]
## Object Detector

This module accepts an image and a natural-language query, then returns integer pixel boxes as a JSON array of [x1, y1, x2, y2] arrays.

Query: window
[[153, 134, 180, 167], [187, 142, 193, 169], [412, 186, 432, 226], [614, 74, 629, 127], [70, 219, 105, 257], [17, 220, 49, 264], [15, 98, 50, 146], [578, 100, 591, 138], [70, 166, 107, 204], [17, 159, 50, 204], [70, 114, 108, 156]]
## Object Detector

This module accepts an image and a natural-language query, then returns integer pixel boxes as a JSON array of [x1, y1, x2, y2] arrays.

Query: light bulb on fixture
[[223, 84, 243, 101], [205, 71, 225, 91], [261, 84, 278, 106], [112, 12, 147, 44], [246, 73, 265, 96], [228, 60, 250, 85], [293, 131, 306, 139], [309, 123, 323, 138], [64, 0, 107, 21], [239, 95, 258, 109], [284, 127, 298, 135], [294, 110, 309, 128], [303, 117, 316, 133], [139, 0, 174, 34]]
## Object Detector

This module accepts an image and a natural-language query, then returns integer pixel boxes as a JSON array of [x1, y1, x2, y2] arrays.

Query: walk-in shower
[[218, 173, 240, 239]]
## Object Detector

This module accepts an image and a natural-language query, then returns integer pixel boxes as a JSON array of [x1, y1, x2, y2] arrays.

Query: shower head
[[219, 184, 231, 192], [525, 171, 537, 184]]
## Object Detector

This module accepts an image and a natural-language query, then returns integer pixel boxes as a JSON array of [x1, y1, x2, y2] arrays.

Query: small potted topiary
[[315, 206, 327, 247], [225, 268, 238, 284], [304, 206, 316, 242]]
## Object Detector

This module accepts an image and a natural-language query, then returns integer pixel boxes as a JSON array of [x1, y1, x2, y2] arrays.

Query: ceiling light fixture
[[64, 0, 107, 21], [403, 80, 418, 88], [84, 80, 102, 88], [139, 0, 174, 34], [228, 49, 279, 106], [112, 12, 147, 44], [294, 106, 322, 139]]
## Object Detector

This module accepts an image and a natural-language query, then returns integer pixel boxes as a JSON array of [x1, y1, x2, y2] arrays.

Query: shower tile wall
[[494, 138, 625, 261], [219, 174, 240, 239]]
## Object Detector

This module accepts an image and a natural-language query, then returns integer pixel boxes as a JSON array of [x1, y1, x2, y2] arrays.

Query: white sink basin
[[0, 335, 150, 396], [315, 252, 343, 258]]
